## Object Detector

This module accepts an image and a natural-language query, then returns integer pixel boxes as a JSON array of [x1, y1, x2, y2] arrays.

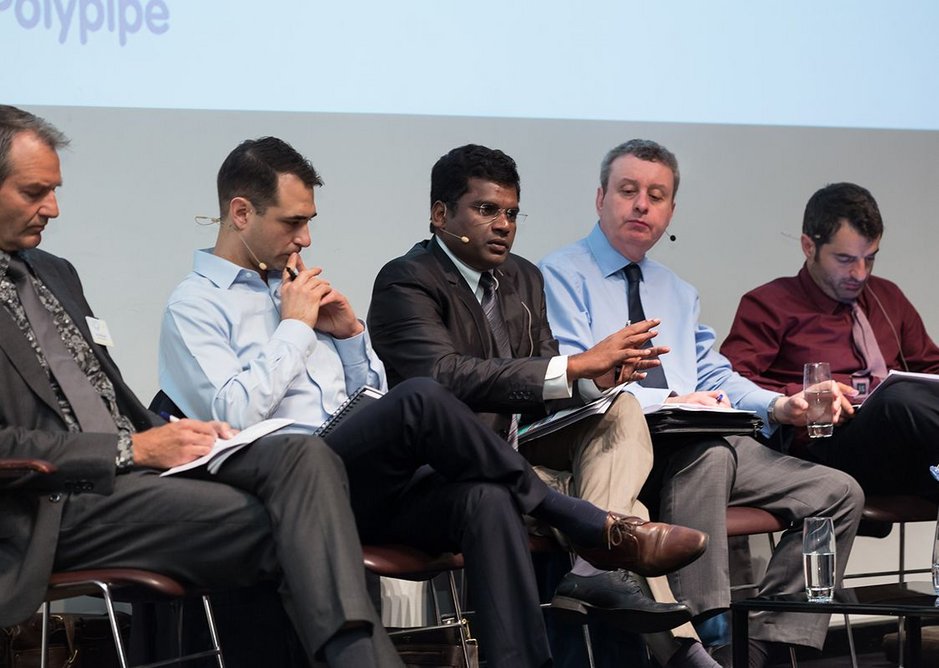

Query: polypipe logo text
[[0, 0, 170, 46]]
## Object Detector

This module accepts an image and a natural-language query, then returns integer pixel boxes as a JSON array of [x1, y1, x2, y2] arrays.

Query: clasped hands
[[279, 253, 364, 338]]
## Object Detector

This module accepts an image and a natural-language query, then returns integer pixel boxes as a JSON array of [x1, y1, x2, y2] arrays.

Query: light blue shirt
[[539, 224, 779, 435], [158, 249, 386, 433]]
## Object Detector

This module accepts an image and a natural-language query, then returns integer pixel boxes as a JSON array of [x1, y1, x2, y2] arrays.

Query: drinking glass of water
[[803, 516, 836, 602], [803, 362, 834, 438]]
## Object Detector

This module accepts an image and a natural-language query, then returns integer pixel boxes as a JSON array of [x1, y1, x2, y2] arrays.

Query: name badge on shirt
[[86, 316, 115, 346]]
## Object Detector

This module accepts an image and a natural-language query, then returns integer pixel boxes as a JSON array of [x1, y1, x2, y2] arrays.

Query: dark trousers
[[809, 378, 939, 495], [55, 434, 401, 667], [326, 377, 553, 668]]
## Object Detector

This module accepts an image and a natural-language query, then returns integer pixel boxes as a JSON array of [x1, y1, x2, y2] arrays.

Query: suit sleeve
[[0, 425, 119, 493], [368, 262, 551, 413]]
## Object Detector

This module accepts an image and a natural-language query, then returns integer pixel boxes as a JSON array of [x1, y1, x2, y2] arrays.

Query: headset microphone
[[238, 234, 269, 271], [668, 232, 677, 242], [195, 214, 270, 271], [440, 229, 470, 244]]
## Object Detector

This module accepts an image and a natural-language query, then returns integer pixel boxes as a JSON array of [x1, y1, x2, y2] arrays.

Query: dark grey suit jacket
[[368, 237, 563, 440], [0, 248, 160, 626]]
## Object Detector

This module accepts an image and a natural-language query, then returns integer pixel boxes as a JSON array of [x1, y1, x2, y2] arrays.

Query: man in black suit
[[369, 145, 714, 667], [0, 107, 405, 667]]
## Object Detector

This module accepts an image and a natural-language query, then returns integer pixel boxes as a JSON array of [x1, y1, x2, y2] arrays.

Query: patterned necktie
[[623, 263, 668, 389], [7, 256, 117, 433], [851, 302, 888, 381], [479, 272, 519, 448]]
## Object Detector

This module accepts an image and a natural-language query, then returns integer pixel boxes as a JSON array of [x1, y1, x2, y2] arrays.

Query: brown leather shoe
[[574, 513, 708, 577]]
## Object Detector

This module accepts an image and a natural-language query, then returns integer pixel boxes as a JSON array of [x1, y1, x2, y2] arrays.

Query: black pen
[[286, 266, 300, 281]]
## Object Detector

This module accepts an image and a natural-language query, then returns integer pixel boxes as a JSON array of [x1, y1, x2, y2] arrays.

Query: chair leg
[[200, 595, 226, 668], [843, 614, 859, 668], [100, 587, 131, 668], [898, 615, 906, 668], [447, 572, 472, 668], [430, 576, 443, 624], [899, 522, 907, 583], [40, 601, 50, 668], [788, 645, 798, 667], [581, 624, 596, 668]]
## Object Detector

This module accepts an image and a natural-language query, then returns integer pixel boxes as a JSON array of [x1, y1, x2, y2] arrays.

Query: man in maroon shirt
[[721, 182, 939, 495]]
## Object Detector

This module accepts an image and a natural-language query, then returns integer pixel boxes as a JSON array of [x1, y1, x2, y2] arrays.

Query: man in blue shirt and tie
[[539, 139, 864, 667]]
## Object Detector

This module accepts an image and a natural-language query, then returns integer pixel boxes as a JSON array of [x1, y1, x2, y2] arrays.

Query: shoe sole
[[549, 595, 692, 634]]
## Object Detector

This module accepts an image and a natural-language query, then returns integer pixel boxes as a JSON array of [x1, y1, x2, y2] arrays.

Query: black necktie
[[7, 256, 117, 432], [623, 263, 668, 389], [479, 272, 518, 447]]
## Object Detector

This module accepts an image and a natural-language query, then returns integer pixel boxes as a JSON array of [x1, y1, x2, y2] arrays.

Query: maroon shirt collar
[[797, 264, 852, 316]]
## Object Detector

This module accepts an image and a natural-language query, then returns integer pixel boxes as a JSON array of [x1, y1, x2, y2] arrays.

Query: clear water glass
[[803, 362, 834, 438], [803, 516, 836, 602]]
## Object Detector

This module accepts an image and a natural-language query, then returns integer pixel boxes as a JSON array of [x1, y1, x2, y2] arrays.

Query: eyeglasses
[[466, 203, 527, 225]]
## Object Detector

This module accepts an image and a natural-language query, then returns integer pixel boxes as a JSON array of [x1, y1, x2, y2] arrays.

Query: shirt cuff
[[576, 377, 604, 401], [332, 322, 371, 365], [115, 430, 134, 472], [276, 319, 318, 356], [543, 355, 573, 400]]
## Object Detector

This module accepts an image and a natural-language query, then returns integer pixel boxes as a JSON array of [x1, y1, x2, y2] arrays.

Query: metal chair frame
[[2, 459, 225, 668], [43, 570, 225, 668], [363, 544, 475, 666]]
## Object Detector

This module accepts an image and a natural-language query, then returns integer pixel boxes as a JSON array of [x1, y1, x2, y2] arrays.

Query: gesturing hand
[[569, 319, 670, 387]]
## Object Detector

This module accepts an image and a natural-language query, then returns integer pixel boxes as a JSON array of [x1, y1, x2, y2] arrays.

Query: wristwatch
[[766, 396, 781, 425]]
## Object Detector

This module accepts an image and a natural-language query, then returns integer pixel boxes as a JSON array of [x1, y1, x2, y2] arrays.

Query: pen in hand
[[286, 266, 300, 281]]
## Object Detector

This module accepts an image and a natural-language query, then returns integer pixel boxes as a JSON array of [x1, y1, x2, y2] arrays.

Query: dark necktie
[[851, 302, 888, 381], [479, 272, 518, 447], [7, 256, 117, 433], [623, 263, 668, 389]]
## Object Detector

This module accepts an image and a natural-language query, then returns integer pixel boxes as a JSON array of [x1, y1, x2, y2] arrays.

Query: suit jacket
[[0, 248, 160, 626], [368, 238, 561, 440]]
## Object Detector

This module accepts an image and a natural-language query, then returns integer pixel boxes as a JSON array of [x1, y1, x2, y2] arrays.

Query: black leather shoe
[[550, 570, 692, 633]]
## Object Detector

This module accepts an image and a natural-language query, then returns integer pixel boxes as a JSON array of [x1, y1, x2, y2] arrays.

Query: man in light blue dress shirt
[[539, 139, 864, 667]]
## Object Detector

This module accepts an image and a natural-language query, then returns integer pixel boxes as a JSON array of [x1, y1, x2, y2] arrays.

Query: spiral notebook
[[314, 385, 385, 437]]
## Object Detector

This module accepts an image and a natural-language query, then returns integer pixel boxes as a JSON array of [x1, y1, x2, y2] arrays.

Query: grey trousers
[[54, 433, 402, 667], [655, 435, 864, 650]]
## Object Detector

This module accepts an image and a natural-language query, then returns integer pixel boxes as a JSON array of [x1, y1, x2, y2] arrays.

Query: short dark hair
[[0, 106, 69, 186], [217, 137, 323, 217], [600, 139, 680, 197], [802, 182, 883, 248], [429, 144, 520, 232]]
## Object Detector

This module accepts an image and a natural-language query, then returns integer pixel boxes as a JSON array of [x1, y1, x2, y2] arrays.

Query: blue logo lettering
[[0, 0, 170, 45]]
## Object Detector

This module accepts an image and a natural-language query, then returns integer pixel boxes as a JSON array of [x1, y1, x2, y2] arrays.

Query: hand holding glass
[[803, 516, 836, 602], [803, 362, 834, 438]]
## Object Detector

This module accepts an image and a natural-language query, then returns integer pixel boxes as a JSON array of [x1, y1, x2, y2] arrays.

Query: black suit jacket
[[368, 237, 563, 440], [0, 248, 160, 626]]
